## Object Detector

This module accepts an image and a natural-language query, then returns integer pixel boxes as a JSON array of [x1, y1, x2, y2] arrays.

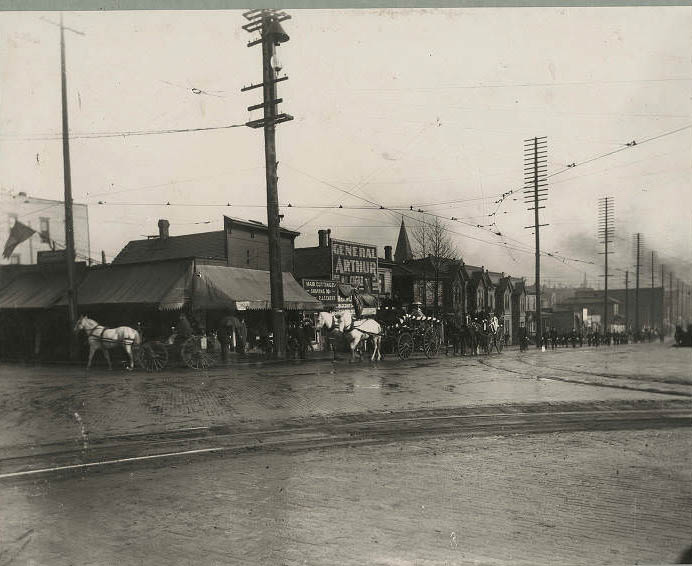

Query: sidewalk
[[0, 342, 690, 459]]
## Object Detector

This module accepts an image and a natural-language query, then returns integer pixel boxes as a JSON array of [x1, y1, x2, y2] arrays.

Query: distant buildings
[[1, 190, 90, 265]]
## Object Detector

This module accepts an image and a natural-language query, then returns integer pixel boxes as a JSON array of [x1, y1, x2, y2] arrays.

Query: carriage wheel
[[181, 336, 216, 370], [397, 332, 414, 359], [136, 341, 168, 372], [423, 327, 440, 358], [495, 334, 504, 353]]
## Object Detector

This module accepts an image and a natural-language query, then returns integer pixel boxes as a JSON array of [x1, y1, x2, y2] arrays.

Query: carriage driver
[[409, 302, 425, 319]]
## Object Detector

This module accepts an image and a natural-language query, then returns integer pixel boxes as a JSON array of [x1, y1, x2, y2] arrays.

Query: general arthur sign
[[331, 239, 378, 292]]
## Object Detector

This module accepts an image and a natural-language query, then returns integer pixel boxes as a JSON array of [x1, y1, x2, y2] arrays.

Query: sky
[[1, 7, 690, 287]]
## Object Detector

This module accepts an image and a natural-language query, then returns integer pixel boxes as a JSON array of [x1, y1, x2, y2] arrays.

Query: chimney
[[384, 246, 392, 261], [158, 219, 170, 240], [318, 229, 331, 248]]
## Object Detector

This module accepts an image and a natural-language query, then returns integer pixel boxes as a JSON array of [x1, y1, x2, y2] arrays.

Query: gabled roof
[[224, 215, 299, 237], [396, 256, 462, 278], [113, 231, 226, 265], [510, 277, 526, 295], [465, 265, 492, 288], [394, 218, 414, 263]]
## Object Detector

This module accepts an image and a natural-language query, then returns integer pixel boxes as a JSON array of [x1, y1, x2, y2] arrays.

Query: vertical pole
[[635, 233, 640, 336], [650, 251, 654, 329], [262, 14, 286, 359], [533, 137, 542, 349], [669, 271, 673, 332], [60, 15, 79, 361], [661, 263, 665, 332], [603, 198, 609, 334], [625, 270, 629, 330], [676, 279, 680, 325]]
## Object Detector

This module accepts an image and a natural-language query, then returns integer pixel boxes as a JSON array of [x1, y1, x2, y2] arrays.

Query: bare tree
[[411, 217, 459, 313]]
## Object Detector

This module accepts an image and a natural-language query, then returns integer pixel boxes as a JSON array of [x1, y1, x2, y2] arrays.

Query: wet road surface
[[0, 428, 690, 565]]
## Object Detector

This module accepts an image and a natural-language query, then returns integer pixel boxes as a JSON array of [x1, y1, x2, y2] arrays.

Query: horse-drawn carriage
[[136, 333, 217, 371], [74, 315, 217, 372], [379, 309, 442, 360]]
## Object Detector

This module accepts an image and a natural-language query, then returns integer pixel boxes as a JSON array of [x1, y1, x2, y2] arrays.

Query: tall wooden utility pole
[[242, 9, 293, 359], [650, 251, 655, 329], [625, 270, 629, 330], [634, 233, 641, 336], [60, 15, 79, 360], [523, 136, 548, 348], [669, 271, 673, 331], [598, 197, 614, 334]]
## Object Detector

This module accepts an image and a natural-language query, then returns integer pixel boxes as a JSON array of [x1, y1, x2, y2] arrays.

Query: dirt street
[[0, 428, 690, 565]]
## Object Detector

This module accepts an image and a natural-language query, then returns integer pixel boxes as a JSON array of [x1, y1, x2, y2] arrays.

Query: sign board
[[302, 279, 337, 307], [331, 239, 379, 292]]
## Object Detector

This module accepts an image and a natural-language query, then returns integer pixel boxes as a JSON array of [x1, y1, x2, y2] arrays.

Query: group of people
[[520, 326, 668, 352]]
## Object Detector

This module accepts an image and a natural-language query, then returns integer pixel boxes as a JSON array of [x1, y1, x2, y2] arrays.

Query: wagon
[[135, 333, 218, 372], [379, 311, 441, 360]]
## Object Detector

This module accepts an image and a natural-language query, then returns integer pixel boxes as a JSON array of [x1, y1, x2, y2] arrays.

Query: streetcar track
[[1, 406, 689, 481], [477, 357, 692, 398]]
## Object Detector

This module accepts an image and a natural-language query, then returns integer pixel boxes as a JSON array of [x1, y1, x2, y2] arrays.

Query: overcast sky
[[1, 7, 690, 286]]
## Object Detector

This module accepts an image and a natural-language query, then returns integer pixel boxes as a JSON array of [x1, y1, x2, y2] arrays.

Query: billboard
[[331, 239, 378, 292]]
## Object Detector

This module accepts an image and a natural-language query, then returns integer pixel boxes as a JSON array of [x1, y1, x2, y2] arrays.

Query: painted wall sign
[[302, 279, 338, 306], [331, 238, 379, 292]]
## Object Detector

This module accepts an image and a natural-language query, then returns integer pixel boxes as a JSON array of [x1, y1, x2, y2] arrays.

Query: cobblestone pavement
[[0, 342, 689, 456], [0, 428, 689, 565]]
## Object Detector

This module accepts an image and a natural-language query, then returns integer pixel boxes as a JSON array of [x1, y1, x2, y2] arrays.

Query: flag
[[2, 220, 36, 259]]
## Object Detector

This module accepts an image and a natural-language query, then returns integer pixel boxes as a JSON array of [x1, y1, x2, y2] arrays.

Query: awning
[[63, 260, 192, 310], [192, 265, 323, 311], [0, 272, 67, 309]]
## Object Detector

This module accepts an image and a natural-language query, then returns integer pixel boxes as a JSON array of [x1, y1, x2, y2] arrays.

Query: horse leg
[[103, 348, 113, 370], [124, 344, 134, 370], [86, 345, 96, 370]]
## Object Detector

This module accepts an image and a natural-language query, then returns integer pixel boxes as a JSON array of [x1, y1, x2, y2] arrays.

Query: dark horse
[[444, 314, 477, 356]]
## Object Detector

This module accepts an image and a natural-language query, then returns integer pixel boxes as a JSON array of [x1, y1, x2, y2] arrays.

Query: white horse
[[316, 311, 339, 333], [74, 315, 141, 370], [338, 311, 382, 362]]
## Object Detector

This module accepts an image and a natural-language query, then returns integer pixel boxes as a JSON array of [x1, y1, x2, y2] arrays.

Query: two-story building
[[510, 277, 527, 344], [1, 190, 90, 265]]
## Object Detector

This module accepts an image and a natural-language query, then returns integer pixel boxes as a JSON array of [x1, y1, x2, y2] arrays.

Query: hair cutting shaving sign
[[302, 279, 337, 306], [331, 239, 378, 292]]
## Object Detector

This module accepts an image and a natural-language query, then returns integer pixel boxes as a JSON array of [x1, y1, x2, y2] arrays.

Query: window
[[250, 231, 255, 239], [39, 217, 50, 243], [504, 293, 510, 311], [246, 249, 250, 265], [613, 303, 619, 315], [379, 273, 385, 293]]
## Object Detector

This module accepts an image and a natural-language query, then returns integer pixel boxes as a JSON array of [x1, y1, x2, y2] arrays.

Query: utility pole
[[634, 233, 641, 337], [598, 197, 614, 334], [669, 271, 673, 332], [650, 251, 655, 329], [661, 263, 665, 331], [60, 14, 79, 361], [242, 10, 293, 359], [625, 270, 629, 330], [523, 136, 548, 348]]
